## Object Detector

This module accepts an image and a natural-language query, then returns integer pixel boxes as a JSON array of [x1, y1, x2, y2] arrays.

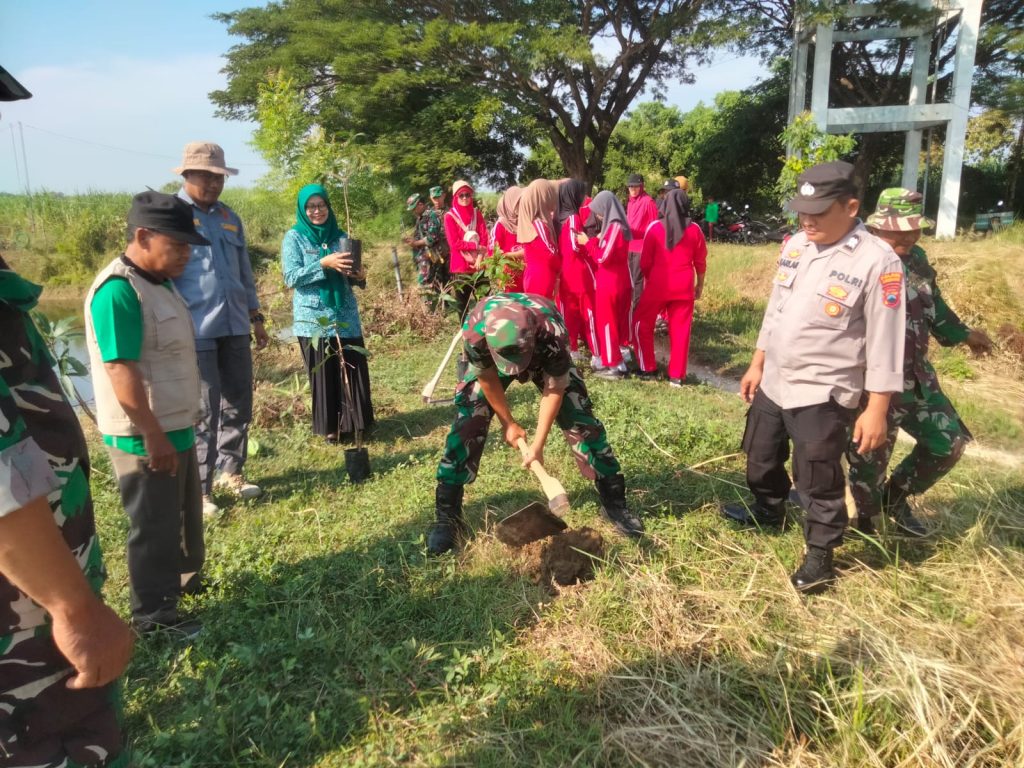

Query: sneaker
[[593, 367, 626, 381], [202, 495, 220, 518], [132, 616, 203, 640], [214, 473, 262, 500], [790, 546, 836, 595], [668, 378, 683, 388], [590, 355, 605, 371], [619, 346, 633, 364]]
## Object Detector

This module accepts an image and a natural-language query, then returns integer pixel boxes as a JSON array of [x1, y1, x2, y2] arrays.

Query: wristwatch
[[250, 312, 266, 324]]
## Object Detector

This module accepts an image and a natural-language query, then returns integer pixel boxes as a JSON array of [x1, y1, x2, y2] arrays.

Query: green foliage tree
[[777, 112, 856, 206], [212, 0, 731, 187]]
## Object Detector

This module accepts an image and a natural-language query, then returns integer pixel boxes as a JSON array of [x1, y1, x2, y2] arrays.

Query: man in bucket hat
[[426, 292, 643, 555], [722, 161, 906, 594], [846, 188, 993, 536], [172, 142, 267, 516]]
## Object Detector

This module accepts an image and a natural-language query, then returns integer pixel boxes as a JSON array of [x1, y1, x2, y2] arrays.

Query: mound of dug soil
[[519, 527, 605, 590]]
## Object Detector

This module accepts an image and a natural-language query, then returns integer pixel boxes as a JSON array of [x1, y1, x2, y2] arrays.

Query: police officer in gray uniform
[[722, 161, 906, 594]]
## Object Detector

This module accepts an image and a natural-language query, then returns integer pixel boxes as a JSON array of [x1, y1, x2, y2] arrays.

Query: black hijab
[[555, 179, 588, 239], [662, 188, 692, 250], [584, 190, 632, 242]]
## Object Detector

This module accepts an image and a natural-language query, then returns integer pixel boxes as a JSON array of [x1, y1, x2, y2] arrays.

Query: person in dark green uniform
[[0, 257, 135, 766], [404, 192, 450, 304], [427, 293, 644, 554], [847, 188, 993, 536]]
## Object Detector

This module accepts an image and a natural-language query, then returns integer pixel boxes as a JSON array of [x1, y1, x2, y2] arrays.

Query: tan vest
[[85, 257, 202, 436]]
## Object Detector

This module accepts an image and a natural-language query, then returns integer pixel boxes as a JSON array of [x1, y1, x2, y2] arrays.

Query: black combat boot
[[595, 474, 644, 537], [883, 484, 928, 537], [427, 482, 466, 555], [790, 546, 836, 594], [720, 500, 786, 528]]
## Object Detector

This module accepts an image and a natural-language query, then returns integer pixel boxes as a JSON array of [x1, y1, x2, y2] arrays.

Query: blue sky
[[0, 2, 766, 194]]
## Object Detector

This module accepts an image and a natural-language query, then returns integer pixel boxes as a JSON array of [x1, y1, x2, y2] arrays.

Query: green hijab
[[293, 184, 349, 310]]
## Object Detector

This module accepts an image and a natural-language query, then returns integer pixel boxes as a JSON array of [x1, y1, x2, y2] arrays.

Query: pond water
[[35, 298, 93, 408]]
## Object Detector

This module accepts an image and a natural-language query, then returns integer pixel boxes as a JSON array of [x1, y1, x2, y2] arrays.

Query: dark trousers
[[742, 389, 856, 549], [108, 446, 205, 624], [196, 334, 253, 494]]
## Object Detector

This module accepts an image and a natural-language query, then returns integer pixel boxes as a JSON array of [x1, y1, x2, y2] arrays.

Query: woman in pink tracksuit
[[633, 188, 707, 386], [444, 179, 489, 316], [489, 186, 525, 292], [578, 190, 632, 379], [517, 179, 560, 298], [555, 179, 598, 361]]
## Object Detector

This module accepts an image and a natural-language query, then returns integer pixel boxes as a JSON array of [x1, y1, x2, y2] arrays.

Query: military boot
[[595, 474, 644, 537], [884, 484, 928, 537], [427, 482, 467, 555], [790, 546, 836, 594], [720, 500, 786, 528]]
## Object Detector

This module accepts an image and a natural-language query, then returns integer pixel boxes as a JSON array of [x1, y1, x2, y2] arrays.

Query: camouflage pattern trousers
[[436, 367, 621, 485], [0, 628, 126, 767], [847, 382, 970, 517], [413, 252, 449, 299]]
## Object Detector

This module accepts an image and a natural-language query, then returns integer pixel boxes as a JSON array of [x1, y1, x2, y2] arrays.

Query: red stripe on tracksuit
[[585, 221, 629, 367]]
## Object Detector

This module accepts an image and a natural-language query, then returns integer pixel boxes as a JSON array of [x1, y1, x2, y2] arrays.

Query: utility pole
[[17, 122, 35, 233]]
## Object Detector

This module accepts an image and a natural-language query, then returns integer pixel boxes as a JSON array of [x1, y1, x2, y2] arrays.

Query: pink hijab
[[449, 179, 477, 227]]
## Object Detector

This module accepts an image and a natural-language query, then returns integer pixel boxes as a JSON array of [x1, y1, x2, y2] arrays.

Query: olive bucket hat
[[866, 187, 934, 232]]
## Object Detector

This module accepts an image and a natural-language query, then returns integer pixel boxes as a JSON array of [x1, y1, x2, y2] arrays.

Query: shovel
[[495, 438, 571, 547]]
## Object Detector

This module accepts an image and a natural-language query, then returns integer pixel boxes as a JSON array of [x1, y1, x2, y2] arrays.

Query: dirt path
[[653, 336, 1024, 469]]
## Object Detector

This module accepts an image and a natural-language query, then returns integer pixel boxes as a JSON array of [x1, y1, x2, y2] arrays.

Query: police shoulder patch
[[880, 271, 903, 309], [824, 301, 842, 317]]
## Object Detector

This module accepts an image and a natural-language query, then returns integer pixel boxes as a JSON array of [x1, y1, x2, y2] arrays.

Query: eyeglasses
[[305, 204, 329, 212], [458, 193, 473, 200]]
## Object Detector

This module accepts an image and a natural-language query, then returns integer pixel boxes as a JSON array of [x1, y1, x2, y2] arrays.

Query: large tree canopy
[[212, 0, 724, 187]]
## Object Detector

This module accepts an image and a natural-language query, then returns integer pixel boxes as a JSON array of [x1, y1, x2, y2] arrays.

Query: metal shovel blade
[[496, 501, 568, 548]]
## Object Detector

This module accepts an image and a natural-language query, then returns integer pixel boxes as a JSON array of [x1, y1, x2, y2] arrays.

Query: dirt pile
[[518, 527, 605, 590]]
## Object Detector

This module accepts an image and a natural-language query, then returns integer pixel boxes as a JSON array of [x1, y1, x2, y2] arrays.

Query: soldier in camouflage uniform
[[847, 188, 993, 536], [403, 192, 450, 303], [427, 293, 644, 554], [0, 257, 134, 767]]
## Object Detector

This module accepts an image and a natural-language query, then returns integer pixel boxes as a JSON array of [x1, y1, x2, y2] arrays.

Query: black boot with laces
[[790, 546, 836, 594]]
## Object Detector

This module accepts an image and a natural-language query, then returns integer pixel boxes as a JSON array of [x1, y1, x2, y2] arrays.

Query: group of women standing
[[276, 176, 707, 444], [448, 177, 708, 385]]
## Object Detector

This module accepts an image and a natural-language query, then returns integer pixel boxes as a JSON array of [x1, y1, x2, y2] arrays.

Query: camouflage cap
[[429, 185, 444, 199], [866, 187, 934, 232], [474, 295, 538, 375], [405, 192, 424, 211]]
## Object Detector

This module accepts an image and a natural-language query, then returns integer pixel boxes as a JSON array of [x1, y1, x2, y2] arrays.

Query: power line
[[18, 123, 267, 167]]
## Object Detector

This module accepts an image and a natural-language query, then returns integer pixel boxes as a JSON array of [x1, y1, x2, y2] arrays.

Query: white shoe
[[214, 473, 262, 500], [619, 346, 633, 364], [590, 355, 605, 371], [202, 495, 220, 518]]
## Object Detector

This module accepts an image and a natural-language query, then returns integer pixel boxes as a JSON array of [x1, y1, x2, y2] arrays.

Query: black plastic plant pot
[[340, 237, 362, 276], [344, 446, 371, 483]]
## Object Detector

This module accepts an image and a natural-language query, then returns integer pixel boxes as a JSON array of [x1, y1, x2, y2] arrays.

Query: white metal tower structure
[[788, 0, 983, 237]]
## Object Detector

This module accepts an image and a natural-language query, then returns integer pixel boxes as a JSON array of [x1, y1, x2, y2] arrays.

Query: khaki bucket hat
[[173, 141, 238, 176]]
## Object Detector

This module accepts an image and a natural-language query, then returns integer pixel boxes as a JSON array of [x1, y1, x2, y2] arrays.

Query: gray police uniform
[[744, 223, 906, 548]]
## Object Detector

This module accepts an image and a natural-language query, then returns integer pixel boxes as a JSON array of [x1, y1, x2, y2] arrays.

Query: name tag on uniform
[[222, 223, 239, 233]]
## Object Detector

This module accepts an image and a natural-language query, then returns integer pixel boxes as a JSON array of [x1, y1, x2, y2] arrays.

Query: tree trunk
[[1005, 117, 1024, 215]]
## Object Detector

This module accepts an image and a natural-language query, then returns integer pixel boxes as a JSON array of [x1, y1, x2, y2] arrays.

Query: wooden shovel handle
[[516, 437, 552, 481]]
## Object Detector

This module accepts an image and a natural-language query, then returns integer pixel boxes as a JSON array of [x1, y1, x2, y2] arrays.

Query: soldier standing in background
[[404, 192, 449, 305], [847, 188, 993, 536], [426, 293, 644, 555]]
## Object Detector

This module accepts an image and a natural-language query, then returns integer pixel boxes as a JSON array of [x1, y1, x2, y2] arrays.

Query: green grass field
[[4, 193, 1023, 765], [82, 229, 1024, 766]]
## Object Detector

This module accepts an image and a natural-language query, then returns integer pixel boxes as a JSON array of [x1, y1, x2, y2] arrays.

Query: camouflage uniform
[[846, 243, 971, 518], [847, 189, 972, 522], [436, 293, 620, 485], [0, 259, 126, 767], [412, 207, 450, 297]]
